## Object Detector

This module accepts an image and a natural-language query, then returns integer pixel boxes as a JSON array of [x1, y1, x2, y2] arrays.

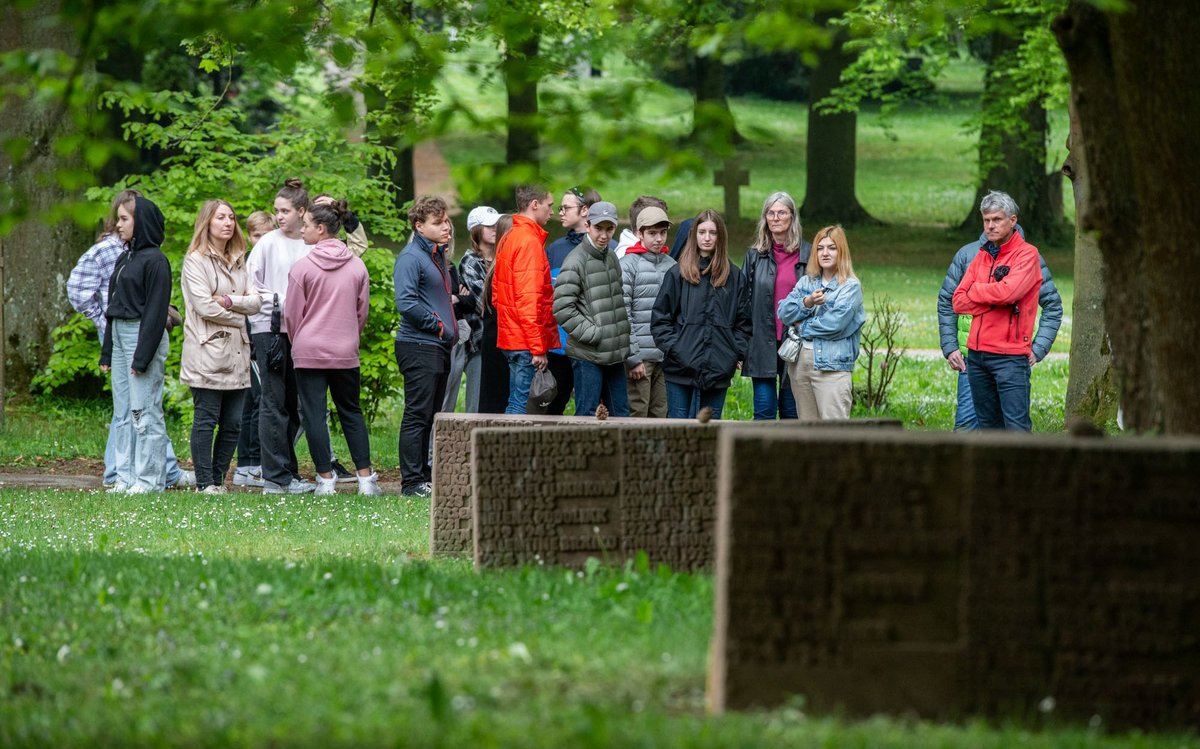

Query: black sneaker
[[331, 460, 356, 483], [404, 482, 432, 498]]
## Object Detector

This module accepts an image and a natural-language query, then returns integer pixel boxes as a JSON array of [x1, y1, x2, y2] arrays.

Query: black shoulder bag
[[266, 293, 287, 372]]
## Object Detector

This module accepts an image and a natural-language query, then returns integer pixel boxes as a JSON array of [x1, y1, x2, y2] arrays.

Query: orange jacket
[[494, 215, 558, 355], [952, 231, 1042, 356]]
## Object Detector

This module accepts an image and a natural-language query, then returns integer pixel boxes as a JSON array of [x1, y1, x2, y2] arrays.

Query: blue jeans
[[105, 420, 183, 485], [751, 376, 797, 420], [666, 382, 728, 419], [503, 349, 536, 415], [953, 368, 978, 431], [571, 359, 630, 417], [966, 349, 1031, 431], [110, 319, 170, 490]]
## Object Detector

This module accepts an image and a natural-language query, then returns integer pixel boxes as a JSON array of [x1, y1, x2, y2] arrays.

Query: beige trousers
[[787, 346, 852, 420], [627, 360, 667, 418]]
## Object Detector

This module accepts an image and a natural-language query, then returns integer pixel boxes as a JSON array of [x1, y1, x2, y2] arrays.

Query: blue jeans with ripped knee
[[110, 319, 170, 491]]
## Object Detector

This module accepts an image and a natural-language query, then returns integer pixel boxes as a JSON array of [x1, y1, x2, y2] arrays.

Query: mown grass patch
[[1, 489, 1193, 747]]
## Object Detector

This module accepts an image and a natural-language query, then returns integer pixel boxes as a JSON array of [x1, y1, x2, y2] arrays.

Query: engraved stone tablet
[[432, 412, 901, 557], [710, 428, 1200, 730], [471, 424, 720, 571]]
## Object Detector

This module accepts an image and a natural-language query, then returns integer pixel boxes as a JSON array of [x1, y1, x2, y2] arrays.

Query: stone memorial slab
[[430, 413, 643, 555], [710, 428, 1200, 729], [471, 423, 720, 570], [432, 412, 900, 556]]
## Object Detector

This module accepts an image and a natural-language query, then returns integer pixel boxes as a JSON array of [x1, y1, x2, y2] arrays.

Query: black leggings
[[295, 368, 372, 474]]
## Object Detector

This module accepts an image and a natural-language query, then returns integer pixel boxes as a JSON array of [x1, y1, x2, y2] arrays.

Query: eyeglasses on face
[[559, 203, 583, 212], [766, 210, 791, 219]]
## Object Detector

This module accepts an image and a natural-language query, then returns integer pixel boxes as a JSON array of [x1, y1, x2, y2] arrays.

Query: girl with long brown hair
[[650, 209, 752, 419]]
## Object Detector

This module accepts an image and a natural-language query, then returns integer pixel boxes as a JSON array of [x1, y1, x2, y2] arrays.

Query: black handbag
[[266, 293, 287, 372]]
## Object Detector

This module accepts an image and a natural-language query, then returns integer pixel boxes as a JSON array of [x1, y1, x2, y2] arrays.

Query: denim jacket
[[777, 275, 865, 372]]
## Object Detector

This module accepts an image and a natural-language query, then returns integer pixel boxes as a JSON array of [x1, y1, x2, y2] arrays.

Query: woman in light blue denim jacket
[[777, 225, 865, 420]]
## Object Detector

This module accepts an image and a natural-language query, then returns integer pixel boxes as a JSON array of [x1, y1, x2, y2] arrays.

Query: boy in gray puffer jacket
[[619, 206, 676, 417], [552, 202, 632, 416]]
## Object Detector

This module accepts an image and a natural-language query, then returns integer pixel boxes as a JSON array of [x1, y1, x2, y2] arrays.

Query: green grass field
[[2, 490, 1194, 748]]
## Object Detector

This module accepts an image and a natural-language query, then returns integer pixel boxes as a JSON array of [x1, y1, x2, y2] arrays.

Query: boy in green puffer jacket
[[552, 202, 632, 416]]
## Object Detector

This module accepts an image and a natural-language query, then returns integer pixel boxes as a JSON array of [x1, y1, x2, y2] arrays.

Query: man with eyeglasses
[[544, 186, 602, 414]]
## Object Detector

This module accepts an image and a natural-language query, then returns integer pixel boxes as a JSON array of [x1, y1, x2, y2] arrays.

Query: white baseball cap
[[467, 206, 501, 231]]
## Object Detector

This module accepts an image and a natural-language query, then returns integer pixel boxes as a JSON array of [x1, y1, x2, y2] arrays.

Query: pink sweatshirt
[[284, 238, 370, 369]]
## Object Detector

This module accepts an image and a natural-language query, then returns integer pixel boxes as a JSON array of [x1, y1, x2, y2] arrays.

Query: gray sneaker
[[233, 466, 264, 487], [262, 478, 316, 495], [172, 470, 197, 489]]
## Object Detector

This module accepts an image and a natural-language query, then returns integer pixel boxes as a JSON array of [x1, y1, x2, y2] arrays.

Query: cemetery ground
[[0, 52, 1118, 746], [2, 489, 1196, 748]]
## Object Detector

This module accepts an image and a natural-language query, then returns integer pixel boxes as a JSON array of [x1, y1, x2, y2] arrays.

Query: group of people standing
[[71, 180, 380, 496], [435, 184, 867, 432], [69, 177, 1052, 498]]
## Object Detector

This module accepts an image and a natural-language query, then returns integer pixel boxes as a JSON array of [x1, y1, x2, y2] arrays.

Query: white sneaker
[[125, 485, 152, 495], [172, 470, 197, 489], [107, 481, 130, 493], [200, 485, 227, 495], [357, 472, 383, 496], [314, 474, 337, 496], [233, 466, 264, 487]]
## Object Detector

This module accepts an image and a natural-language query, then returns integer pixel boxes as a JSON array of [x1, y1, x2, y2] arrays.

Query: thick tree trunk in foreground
[[961, 30, 1062, 238], [0, 4, 91, 390], [801, 21, 874, 224], [1054, 1, 1200, 434], [1061, 97, 1116, 427]]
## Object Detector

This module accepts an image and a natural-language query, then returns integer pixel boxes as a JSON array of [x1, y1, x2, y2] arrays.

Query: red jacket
[[952, 231, 1042, 356], [494, 214, 558, 355]]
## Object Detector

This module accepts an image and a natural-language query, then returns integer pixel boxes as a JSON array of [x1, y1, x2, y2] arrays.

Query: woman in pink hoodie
[[284, 200, 381, 496]]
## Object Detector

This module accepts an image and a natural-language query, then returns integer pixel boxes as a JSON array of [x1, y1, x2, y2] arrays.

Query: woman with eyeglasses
[[544, 186, 602, 414], [777, 225, 865, 421], [742, 191, 810, 420]]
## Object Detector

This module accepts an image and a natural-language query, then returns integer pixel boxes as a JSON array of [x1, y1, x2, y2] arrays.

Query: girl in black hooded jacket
[[651, 209, 752, 419], [99, 195, 173, 493]]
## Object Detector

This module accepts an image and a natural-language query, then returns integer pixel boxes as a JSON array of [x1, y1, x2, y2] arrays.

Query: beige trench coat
[[180, 248, 262, 390]]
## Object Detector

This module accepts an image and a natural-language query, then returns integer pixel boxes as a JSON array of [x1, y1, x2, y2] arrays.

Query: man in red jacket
[[952, 191, 1043, 431], [493, 184, 559, 414]]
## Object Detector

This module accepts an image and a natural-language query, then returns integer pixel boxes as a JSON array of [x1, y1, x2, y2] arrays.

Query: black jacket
[[100, 196, 173, 372], [741, 242, 811, 378], [651, 256, 752, 390]]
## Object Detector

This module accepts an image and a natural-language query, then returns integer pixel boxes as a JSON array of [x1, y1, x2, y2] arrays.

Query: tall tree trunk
[[0, 3, 91, 390], [1054, 1, 1200, 434], [503, 32, 540, 180], [364, 84, 415, 211], [800, 19, 874, 224], [1061, 95, 1116, 427], [689, 53, 742, 149], [961, 30, 1062, 238], [365, 0, 416, 210]]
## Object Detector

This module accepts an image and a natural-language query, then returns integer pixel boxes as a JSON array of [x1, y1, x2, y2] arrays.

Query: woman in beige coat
[[181, 200, 262, 493]]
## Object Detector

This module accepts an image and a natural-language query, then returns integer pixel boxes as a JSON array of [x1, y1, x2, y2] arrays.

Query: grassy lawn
[[2, 490, 1194, 748]]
